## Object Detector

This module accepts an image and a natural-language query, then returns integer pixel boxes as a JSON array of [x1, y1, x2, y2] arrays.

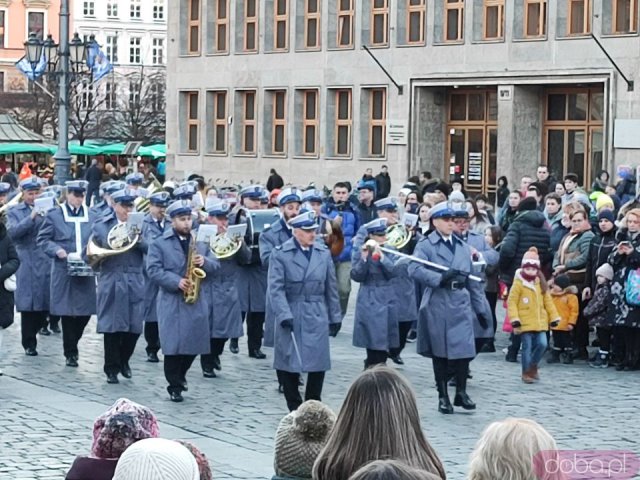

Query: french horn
[[385, 223, 411, 250], [86, 223, 140, 267], [210, 231, 243, 259]]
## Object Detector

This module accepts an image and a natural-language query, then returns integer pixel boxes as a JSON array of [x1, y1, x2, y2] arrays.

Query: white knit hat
[[113, 438, 200, 480]]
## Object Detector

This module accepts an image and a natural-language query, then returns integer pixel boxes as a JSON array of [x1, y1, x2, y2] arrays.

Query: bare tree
[[101, 65, 166, 144], [10, 77, 58, 138], [68, 76, 108, 145]]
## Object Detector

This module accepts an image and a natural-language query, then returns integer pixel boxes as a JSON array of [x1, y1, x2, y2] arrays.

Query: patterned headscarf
[[177, 440, 213, 480], [91, 398, 159, 459]]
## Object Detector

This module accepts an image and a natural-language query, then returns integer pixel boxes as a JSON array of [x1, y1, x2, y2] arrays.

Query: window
[[215, 0, 229, 53], [238, 91, 257, 154], [106, 35, 118, 63], [130, 0, 141, 19], [105, 82, 117, 110], [244, 0, 258, 52], [151, 38, 164, 65], [150, 83, 164, 111], [338, 0, 354, 47], [0, 72, 4, 92], [368, 88, 386, 157], [304, 0, 321, 49], [568, 0, 590, 35], [188, 0, 201, 54], [106, 36, 118, 62], [371, 0, 389, 45], [544, 88, 604, 188], [129, 37, 141, 64], [274, 0, 289, 50], [334, 89, 352, 156], [107, 2, 118, 17], [0, 11, 5, 48], [613, 0, 637, 33], [209, 91, 227, 154], [186, 92, 199, 152], [445, 0, 464, 42], [407, 0, 426, 44], [28, 12, 45, 40], [83, 1, 95, 16], [483, 0, 504, 40], [302, 90, 319, 155], [271, 91, 287, 154], [153, 0, 165, 20], [129, 81, 140, 109], [81, 80, 94, 109], [525, 0, 547, 37]]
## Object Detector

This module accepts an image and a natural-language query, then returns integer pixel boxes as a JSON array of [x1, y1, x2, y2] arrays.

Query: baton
[[379, 246, 483, 282], [290, 330, 305, 373]]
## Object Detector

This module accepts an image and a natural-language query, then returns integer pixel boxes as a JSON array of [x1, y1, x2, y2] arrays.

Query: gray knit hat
[[595, 263, 614, 281], [113, 438, 199, 480], [274, 400, 336, 479]]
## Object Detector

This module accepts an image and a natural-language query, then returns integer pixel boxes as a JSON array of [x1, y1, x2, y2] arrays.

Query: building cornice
[[0, 0, 11, 8], [23, 0, 51, 9]]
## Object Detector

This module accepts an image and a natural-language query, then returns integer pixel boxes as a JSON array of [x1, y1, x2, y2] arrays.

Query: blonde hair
[[312, 366, 446, 480], [468, 418, 561, 480]]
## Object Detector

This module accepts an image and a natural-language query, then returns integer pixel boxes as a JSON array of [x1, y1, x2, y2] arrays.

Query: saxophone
[[184, 237, 207, 304]]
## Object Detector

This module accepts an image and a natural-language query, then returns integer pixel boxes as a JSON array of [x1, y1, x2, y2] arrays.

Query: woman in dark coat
[[0, 221, 19, 375], [608, 208, 640, 371], [583, 210, 617, 299]]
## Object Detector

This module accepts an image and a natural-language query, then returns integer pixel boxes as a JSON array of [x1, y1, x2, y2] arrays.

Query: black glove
[[329, 322, 341, 337], [477, 314, 490, 330], [439, 269, 459, 286], [511, 320, 522, 329], [550, 319, 560, 328], [280, 319, 293, 331]]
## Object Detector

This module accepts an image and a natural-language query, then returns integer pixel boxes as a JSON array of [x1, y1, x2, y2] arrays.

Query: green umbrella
[[95, 143, 127, 155], [0, 143, 53, 154]]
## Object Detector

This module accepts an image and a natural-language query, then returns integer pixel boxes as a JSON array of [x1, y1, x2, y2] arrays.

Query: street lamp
[[69, 32, 86, 66], [24, 32, 43, 68], [42, 35, 59, 69]]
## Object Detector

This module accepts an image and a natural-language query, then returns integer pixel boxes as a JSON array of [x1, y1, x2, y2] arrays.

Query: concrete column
[[411, 86, 446, 179]]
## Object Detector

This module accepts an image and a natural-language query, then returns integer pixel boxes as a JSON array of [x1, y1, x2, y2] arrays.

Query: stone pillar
[[412, 86, 447, 179]]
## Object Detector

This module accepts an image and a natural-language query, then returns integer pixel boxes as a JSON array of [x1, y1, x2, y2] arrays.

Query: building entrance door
[[446, 89, 498, 196]]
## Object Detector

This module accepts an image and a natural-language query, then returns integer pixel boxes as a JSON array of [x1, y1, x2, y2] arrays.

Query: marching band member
[[408, 201, 492, 415], [146, 200, 220, 402], [200, 199, 251, 377], [261, 188, 302, 350], [233, 185, 268, 357], [7, 176, 51, 356], [37, 180, 97, 367], [140, 191, 172, 363], [90, 180, 125, 219], [267, 210, 341, 411], [125, 172, 144, 190], [351, 218, 399, 368], [0, 182, 11, 206], [91, 189, 147, 384]]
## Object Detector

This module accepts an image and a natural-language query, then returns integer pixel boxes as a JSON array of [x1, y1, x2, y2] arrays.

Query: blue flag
[[90, 44, 113, 82], [15, 54, 46, 81]]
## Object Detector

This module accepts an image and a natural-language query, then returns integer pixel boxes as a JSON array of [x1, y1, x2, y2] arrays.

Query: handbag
[[625, 268, 640, 307]]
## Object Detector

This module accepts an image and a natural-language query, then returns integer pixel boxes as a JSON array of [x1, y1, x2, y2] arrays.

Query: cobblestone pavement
[[1, 299, 639, 479]]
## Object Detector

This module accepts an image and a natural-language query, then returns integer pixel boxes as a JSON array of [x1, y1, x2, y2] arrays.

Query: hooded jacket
[[550, 285, 579, 331], [499, 210, 552, 284]]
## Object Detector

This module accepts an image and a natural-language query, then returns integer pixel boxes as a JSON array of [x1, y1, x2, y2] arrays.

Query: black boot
[[453, 363, 476, 410], [437, 380, 454, 414], [229, 338, 239, 354], [562, 348, 574, 364], [547, 349, 561, 364]]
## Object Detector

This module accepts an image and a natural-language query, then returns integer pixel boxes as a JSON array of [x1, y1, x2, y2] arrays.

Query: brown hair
[[312, 366, 446, 480], [348, 460, 442, 480]]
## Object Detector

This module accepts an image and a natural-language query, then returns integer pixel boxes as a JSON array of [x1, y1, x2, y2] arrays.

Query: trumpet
[[184, 237, 206, 304]]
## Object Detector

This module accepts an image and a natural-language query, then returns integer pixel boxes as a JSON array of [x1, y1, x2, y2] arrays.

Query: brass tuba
[[86, 223, 140, 267], [184, 237, 207, 304], [385, 223, 411, 250]]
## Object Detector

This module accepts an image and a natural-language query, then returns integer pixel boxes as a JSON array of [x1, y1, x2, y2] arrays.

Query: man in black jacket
[[84, 159, 103, 207], [266, 169, 284, 191], [375, 165, 391, 200]]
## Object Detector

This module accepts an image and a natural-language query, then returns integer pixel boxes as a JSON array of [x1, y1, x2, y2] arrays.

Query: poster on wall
[[467, 152, 483, 187]]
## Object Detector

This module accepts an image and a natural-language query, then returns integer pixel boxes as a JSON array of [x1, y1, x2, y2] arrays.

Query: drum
[[67, 259, 95, 277]]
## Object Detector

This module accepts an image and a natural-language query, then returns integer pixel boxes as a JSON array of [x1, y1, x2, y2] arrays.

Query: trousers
[[21, 311, 47, 350], [521, 331, 548, 373], [144, 322, 161, 354], [432, 356, 471, 395], [165, 355, 196, 394], [61, 316, 90, 358], [335, 261, 352, 317], [200, 338, 227, 371], [389, 321, 413, 357], [103, 332, 139, 375], [551, 330, 573, 350], [365, 349, 388, 368], [246, 311, 265, 352], [278, 370, 325, 412]]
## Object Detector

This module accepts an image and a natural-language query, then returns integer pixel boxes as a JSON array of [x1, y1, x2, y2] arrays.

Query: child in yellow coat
[[547, 274, 579, 365], [508, 248, 560, 384]]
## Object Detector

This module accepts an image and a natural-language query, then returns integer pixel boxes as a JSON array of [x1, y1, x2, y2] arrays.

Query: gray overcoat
[[146, 229, 219, 355], [350, 250, 399, 351], [91, 212, 147, 334], [141, 214, 170, 323], [206, 241, 251, 339], [408, 231, 493, 360], [260, 219, 293, 348], [37, 205, 97, 316], [7, 202, 50, 312], [267, 239, 341, 373]]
